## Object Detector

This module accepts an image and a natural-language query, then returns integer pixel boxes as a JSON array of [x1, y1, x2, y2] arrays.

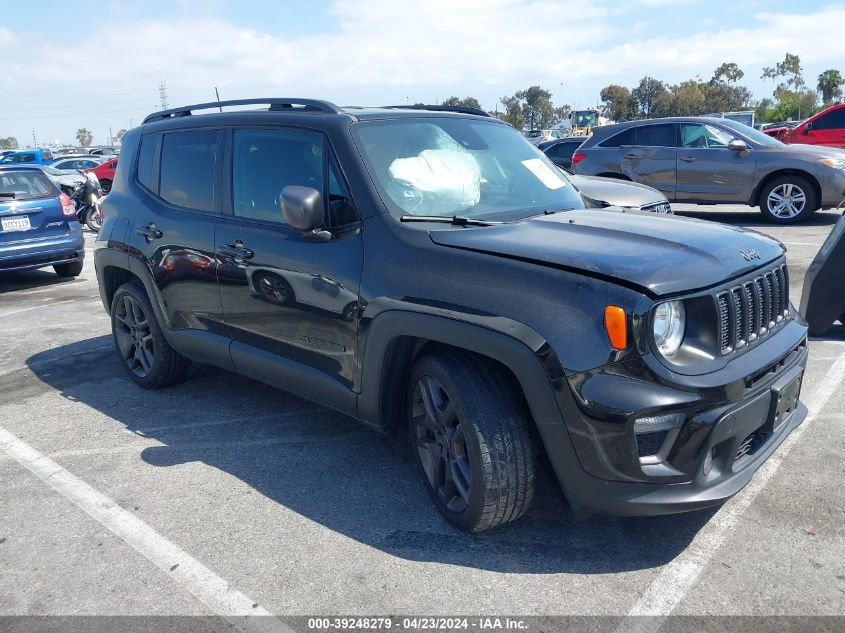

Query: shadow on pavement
[[25, 335, 716, 574], [0, 268, 84, 294]]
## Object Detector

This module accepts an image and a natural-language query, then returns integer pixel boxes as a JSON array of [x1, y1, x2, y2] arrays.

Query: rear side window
[[547, 141, 581, 158], [600, 128, 635, 147], [159, 130, 218, 212], [136, 135, 159, 193], [635, 124, 676, 147], [0, 171, 55, 200], [814, 108, 845, 131]]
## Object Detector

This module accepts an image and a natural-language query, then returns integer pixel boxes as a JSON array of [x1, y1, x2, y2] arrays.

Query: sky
[[1, 0, 843, 145]]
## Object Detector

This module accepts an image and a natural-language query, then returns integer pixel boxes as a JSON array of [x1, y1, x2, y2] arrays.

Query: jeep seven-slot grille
[[717, 264, 789, 355]]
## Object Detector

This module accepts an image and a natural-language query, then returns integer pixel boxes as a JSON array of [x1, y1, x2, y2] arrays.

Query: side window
[[600, 128, 635, 147], [635, 124, 676, 147], [159, 130, 218, 212], [680, 124, 735, 149], [136, 135, 160, 193], [232, 128, 323, 225], [813, 108, 845, 131]]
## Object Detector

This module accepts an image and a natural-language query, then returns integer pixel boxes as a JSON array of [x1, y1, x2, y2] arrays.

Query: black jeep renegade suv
[[95, 98, 808, 532]]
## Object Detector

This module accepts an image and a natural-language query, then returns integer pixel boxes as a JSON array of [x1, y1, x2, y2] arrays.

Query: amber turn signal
[[604, 305, 627, 350]]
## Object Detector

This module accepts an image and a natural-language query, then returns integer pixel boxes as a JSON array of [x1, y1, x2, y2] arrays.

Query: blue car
[[0, 166, 85, 277], [0, 149, 56, 165]]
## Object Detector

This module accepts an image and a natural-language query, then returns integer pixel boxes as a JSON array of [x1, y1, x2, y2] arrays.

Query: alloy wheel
[[256, 274, 290, 305], [114, 295, 154, 378], [411, 376, 472, 513], [767, 183, 806, 219]]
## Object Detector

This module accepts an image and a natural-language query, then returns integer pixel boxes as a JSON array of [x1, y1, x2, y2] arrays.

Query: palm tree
[[817, 69, 844, 104], [76, 128, 93, 147]]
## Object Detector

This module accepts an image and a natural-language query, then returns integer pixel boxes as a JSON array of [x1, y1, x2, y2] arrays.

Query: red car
[[778, 103, 845, 149], [85, 157, 118, 193]]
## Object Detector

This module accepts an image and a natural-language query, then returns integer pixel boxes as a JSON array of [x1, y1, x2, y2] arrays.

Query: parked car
[[96, 99, 807, 532], [32, 165, 87, 196], [571, 173, 672, 214], [774, 103, 845, 149], [0, 149, 55, 165], [51, 156, 103, 171], [539, 136, 586, 170], [86, 157, 117, 193], [573, 116, 845, 223], [525, 129, 564, 145], [0, 166, 85, 277]]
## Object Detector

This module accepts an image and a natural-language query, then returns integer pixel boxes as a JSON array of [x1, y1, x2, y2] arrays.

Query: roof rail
[[383, 104, 491, 118], [143, 98, 343, 124]]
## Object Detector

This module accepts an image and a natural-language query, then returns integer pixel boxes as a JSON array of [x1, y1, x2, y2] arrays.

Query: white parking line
[[0, 426, 292, 633], [0, 297, 98, 318], [619, 350, 845, 628]]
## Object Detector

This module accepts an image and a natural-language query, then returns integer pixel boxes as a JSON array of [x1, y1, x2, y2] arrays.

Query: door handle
[[624, 153, 639, 160], [219, 241, 254, 260], [679, 156, 696, 162], [136, 223, 163, 240]]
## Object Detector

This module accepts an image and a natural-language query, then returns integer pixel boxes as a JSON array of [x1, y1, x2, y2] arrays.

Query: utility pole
[[129, 118, 135, 129], [109, 127, 113, 145], [158, 81, 169, 110], [214, 87, 223, 112], [31, 129, 37, 148]]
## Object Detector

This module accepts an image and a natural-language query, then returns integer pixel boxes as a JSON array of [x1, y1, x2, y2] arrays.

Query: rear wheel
[[407, 350, 535, 532], [759, 175, 818, 224], [54, 261, 83, 277], [110, 282, 191, 389], [84, 206, 102, 232]]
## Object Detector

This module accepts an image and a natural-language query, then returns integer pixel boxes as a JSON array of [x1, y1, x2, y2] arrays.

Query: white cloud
[[2, 1, 845, 141]]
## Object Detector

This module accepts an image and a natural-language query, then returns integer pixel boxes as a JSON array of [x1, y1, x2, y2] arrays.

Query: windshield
[[352, 118, 585, 221], [40, 166, 63, 176], [719, 118, 784, 147], [574, 111, 598, 127]]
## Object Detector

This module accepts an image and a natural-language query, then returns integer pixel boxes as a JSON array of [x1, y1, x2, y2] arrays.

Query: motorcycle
[[71, 171, 104, 232]]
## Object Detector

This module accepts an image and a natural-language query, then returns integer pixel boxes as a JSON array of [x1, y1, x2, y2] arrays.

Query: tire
[[759, 175, 818, 224], [84, 206, 102, 232], [253, 271, 294, 306], [407, 350, 535, 532], [110, 281, 191, 389], [54, 261, 83, 277], [100, 179, 112, 194]]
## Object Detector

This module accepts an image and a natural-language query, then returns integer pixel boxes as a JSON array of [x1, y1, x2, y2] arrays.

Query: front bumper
[[0, 229, 85, 273], [547, 320, 809, 516], [819, 168, 845, 208]]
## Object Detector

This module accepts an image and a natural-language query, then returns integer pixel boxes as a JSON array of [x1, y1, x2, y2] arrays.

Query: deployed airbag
[[387, 148, 481, 215]]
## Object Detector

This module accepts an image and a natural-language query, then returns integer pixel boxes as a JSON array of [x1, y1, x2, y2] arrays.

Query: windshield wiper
[[399, 215, 503, 226], [0, 192, 16, 199]]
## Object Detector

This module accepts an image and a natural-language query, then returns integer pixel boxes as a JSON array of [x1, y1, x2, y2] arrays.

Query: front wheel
[[110, 282, 191, 389], [407, 350, 535, 532], [100, 179, 112, 194], [759, 175, 818, 224], [54, 261, 83, 277]]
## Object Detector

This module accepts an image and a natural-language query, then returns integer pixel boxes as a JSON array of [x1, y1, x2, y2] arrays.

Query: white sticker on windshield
[[521, 158, 566, 190]]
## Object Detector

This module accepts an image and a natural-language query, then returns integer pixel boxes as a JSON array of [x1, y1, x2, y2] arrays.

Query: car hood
[[429, 209, 784, 297], [776, 143, 845, 158], [568, 174, 665, 207]]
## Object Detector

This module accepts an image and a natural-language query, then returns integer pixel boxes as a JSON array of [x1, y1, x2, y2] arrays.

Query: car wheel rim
[[257, 275, 288, 304], [114, 296, 154, 378], [767, 183, 806, 218], [411, 376, 471, 513]]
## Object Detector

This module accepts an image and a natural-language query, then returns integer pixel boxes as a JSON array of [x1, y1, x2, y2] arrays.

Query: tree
[[116, 129, 128, 141], [817, 69, 844, 103], [441, 96, 482, 110], [499, 94, 524, 129], [670, 80, 706, 116], [631, 76, 669, 118], [712, 62, 744, 84], [76, 128, 93, 147], [518, 85, 555, 129], [599, 84, 630, 121], [553, 105, 572, 126], [0, 136, 19, 150], [762, 53, 811, 118]]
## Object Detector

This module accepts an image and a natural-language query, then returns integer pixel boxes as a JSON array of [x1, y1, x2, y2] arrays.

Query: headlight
[[819, 158, 845, 170], [653, 300, 685, 357]]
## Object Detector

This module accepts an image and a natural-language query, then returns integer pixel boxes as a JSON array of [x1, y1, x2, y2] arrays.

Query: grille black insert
[[718, 264, 789, 355], [636, 430, 669, 457]]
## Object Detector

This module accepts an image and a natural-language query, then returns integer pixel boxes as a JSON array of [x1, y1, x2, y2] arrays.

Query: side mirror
[[280, 185, 330, 239], [728, 139, 748, 153], [802, 123, 812, 135]]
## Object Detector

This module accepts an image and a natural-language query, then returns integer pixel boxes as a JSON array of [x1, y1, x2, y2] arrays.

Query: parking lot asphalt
[[0, 206, 843, 621]]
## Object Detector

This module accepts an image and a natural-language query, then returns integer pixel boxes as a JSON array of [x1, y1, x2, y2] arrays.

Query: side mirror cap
[[280, 185, 325, 232], [728, 139, 748, 152], [802, 123, 812, 135]]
